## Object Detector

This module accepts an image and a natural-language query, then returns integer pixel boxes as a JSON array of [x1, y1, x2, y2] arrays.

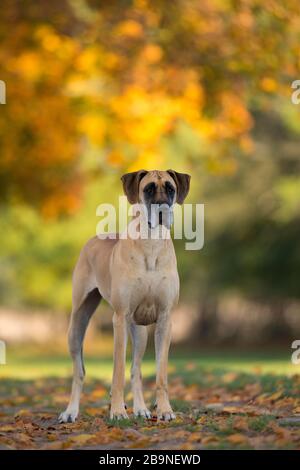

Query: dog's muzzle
[[148, 203, 173, 229]]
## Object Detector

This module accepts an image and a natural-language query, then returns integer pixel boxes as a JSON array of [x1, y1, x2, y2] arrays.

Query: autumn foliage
[[1, 0, 300, 215]]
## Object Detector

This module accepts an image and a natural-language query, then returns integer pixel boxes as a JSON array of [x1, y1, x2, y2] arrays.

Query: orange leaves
[[1, 0, 300, 215], [90, 387, 107, 400], [115, 20, 144, 39], [66, 433, 96, 446], [227, 433, 248, 445], [1, 371, 300, 451], [141, 44, 163, 64]]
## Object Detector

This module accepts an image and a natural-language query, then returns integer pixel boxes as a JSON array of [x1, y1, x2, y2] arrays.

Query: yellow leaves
[[260, 77, 278, 93], [76, 47, 100, 73], [227, 433, 248, 445], [222, 372, 239, 383], [222, 406, 243, 414], [269, 422, 291, 441], [11, 52, 42, 81], [127, 150, 165, 172], [85, 408, 102, 417], [67, 433, 96, 446], [216, 92, 253, 139], [268, 390, 283, 402], [40, 30, 61, 53], [128, 438, 151, 448], [187, 432, 202, 442], [201, 435, 219, 445], [0, 424, 16, 432], [141, 44, 163, 64], [14, 409, 31, 419], [78, 113, 106, 145], [116, 20, 144, 39], [255, 390, 283, 405], [107, 151, 125, 167], [232, 417, 249, 432], [197, 416, 207, 425], [90, 387, 107, 400]]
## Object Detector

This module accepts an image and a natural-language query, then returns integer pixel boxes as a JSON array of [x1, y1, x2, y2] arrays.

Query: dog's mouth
[[147, 205, 173, 229], [148, 212, 164, 227]]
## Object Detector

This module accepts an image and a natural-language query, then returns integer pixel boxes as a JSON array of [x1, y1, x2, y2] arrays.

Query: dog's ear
[[121, 170, 148, 204], [167, 170, 191, 204]]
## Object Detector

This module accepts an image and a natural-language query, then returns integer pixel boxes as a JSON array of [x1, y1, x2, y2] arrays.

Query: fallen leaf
[[14, 409, 31, 419], [90, 388, 106, 399], [67, 434, 96, 446], [223, 406, 242, 414], [268, 391, 283, 402], [222, 372, 238, 383], [202, 435, 219, 444], [0, 424, 16, 432], [85, 407, 102, 416], [227, 433, 248, 444], [233, 417, 249, 432]]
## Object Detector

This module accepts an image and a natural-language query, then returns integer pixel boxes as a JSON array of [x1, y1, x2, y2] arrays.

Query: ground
[[0, 348, 300, 450]]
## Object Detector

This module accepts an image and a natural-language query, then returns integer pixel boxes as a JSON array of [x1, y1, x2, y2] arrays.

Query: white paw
[[110, 407, 128, 420], [134, 408, 152, 419], [157, 410, 176, 421], [58, 408, 78, 423]]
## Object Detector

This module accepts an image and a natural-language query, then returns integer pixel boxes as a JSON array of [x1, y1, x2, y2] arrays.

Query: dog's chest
[[128, 260, 176, 326]]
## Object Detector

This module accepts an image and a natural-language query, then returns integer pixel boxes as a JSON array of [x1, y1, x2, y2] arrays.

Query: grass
[[1, 346, 298, 380]]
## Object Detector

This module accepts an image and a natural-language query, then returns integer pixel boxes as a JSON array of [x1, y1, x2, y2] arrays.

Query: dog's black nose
[[156, 200, 171, 207]]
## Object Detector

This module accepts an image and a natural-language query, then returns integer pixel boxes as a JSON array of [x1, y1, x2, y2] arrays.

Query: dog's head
[[121, 169, 191, 229]]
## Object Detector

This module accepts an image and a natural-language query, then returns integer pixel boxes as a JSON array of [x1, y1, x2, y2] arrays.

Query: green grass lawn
[[1, 348, 298, 381]]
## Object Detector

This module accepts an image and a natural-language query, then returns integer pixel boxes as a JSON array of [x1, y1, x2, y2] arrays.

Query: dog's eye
[[166, 183, 175, 195], [144, 183, 156, 195]]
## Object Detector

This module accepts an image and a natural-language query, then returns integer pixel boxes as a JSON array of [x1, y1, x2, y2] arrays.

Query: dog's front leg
[[110, 311, 128, 420], [129, 322, 151, 418], [155, 314, 175, 421]]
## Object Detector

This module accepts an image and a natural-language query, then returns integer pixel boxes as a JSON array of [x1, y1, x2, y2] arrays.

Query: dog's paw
[[157, 409, 176, 421], [110, 406, 128, 420], [134, 408, 151, 419], [58, 409, 78, 423]]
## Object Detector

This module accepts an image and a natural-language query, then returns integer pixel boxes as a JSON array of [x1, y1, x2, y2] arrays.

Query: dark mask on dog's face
[[121, 169, 191, 229]]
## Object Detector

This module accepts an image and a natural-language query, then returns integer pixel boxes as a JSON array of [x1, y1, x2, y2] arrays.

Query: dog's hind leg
[[59, 287, 101, 423], [128, 322, 151, 418]]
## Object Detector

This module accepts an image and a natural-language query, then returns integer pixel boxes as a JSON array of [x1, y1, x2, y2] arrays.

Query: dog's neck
[[124, 216, 171, 265]]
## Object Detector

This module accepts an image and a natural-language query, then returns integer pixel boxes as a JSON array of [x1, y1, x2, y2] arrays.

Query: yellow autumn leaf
[[0, 424, 16, 432], [14, 409, 31, 419], [227, 433, 248, 444], [269, 390, 283, 401], [202, 435, 219, 445], [116, 20, 143, 38], [68, 434, 96, 446], [85, 407, 102, 416], [90, 388, 107, 399], [223, 406, 242, 414]]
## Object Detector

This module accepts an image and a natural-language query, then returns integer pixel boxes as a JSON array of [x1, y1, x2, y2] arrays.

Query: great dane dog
[[59, 169, 190, 422]]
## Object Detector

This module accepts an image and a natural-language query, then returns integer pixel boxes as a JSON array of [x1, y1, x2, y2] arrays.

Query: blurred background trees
[[0, 0, 300, 345]]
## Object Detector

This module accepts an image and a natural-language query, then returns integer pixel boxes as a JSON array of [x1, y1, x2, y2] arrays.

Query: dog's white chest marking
[[129, 265, 172, 326], [144, 253, 157, 271]]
